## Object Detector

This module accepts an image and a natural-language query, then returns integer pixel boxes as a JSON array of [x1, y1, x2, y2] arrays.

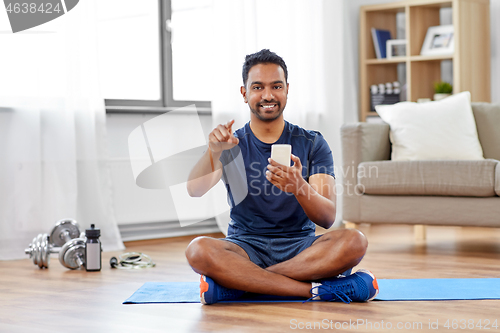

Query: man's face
[[241, 63, 289, 122]]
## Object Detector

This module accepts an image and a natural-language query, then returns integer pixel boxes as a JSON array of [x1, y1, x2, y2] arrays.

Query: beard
[[249, 101, 285, 122]]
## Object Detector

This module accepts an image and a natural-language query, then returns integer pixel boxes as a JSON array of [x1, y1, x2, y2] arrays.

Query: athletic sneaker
[[199, 275, 246, 305], [337, 268, 352, 278], [309, 269, 379, 303]]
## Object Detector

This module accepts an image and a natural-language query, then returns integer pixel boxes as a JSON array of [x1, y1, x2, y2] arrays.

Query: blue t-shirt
[[220, 121, 335, 238]]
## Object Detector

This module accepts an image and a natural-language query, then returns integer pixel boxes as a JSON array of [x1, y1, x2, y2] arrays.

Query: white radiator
[[108, 159, 220, 240]]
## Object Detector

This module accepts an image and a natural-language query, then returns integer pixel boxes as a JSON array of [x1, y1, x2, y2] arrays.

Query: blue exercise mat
[[123, 279, 500, 304], [123, 282, 306, 304], [376, 279, 500, 301]]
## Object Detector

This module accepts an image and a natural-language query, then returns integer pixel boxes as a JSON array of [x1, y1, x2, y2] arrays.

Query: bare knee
[[344, 228, 368, 263], [185, 236, 216, 274]]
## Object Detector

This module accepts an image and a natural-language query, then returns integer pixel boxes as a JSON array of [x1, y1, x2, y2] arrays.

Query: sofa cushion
[[471, 103, 500, 160], [375, 92, 484, 161], [358, 159, 498, 197]]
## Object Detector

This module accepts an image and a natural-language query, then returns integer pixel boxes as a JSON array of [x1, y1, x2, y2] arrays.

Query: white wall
[[106, 113, 215, 226]]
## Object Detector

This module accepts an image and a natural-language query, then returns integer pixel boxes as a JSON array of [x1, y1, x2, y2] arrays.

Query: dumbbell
[[53, 219, 86, 269], [49, 219, 81, 247], [25, 219, 82, 269], [25, 233, 59, 268], [58, 238, 86, 270], [25, 235, 86, 269]]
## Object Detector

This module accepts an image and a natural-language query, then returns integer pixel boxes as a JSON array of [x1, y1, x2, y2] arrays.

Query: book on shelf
[[371, 28, 392, 59], [369, 82, 401, 111]]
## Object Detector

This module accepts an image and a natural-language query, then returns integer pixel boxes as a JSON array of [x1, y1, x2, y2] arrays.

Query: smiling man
[[185, 49, 378, 304]]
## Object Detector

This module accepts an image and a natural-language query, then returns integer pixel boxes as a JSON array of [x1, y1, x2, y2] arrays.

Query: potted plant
[[433, 81, 453, 101]]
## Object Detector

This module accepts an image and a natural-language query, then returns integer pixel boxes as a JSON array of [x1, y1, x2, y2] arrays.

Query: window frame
[[105, 0, 211, 114]]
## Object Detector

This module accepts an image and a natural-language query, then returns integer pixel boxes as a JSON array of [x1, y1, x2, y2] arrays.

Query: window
[[97, 0, 212, 112]]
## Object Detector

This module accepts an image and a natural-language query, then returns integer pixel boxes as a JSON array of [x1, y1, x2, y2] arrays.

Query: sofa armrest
[[340, 123, 390, 223], [341, 123, 391, 183]]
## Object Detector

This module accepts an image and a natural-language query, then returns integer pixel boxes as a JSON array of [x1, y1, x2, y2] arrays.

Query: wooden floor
[[1, 224, 500, 333]]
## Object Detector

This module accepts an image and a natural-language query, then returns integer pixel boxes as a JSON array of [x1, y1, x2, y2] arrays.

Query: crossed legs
[[185, 229, 368, 298]]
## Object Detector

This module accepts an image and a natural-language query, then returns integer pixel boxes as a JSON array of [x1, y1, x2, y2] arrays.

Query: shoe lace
[[305, 280, 356, 304], [306, 288, 352, 304]]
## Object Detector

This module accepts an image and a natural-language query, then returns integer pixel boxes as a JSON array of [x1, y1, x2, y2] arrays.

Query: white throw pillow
[[375, 91, 484, 161]]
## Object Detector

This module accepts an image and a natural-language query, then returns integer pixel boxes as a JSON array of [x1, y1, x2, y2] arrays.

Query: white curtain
[[211, 0, 351, 229], [0, 0, 124, 260]]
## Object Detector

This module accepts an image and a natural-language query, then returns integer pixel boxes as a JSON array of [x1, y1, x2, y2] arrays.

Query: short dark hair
[[242, 49, 288, 87]]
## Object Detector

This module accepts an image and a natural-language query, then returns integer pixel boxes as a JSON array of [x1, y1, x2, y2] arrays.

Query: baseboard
[[118, 218, 221, 242]]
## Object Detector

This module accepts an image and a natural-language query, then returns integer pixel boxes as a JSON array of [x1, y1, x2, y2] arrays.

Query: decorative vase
[[433, 93, 451, 101]]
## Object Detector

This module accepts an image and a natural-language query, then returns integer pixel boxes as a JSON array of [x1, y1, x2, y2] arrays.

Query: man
[[186, 49, 378, 304]]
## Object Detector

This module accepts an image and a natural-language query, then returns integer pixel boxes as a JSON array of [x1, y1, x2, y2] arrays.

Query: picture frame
[[420, 25, 454, 56], [386, 39, 407, 59]]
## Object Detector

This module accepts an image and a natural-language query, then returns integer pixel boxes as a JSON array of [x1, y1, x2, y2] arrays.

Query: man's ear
[[240, 86, 248, 103]]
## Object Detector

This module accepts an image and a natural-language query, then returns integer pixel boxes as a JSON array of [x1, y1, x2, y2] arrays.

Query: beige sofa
[[341, 103, 500, 234]]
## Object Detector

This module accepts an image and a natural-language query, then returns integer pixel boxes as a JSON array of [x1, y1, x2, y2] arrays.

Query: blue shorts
[[223, 234, 322, 268]]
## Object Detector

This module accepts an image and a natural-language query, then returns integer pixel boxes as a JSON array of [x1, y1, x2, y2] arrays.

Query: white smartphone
[[271, 144, 292, 167]]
